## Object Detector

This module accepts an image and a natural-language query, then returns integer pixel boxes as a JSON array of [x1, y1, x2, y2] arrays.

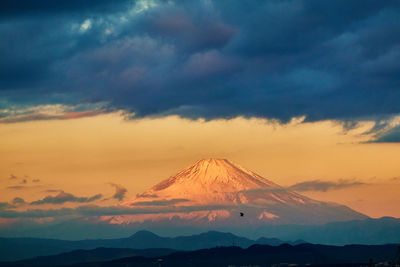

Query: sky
[[1, 0, 400, 230]]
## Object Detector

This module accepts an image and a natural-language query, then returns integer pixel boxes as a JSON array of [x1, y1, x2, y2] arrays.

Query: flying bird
[[240, 212, 244, 217]]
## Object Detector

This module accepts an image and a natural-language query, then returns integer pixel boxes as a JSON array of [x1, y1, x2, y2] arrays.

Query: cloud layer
[[30, 190, 102, 205], [288, 180, 366, 192], [1, 0, 400, 123]]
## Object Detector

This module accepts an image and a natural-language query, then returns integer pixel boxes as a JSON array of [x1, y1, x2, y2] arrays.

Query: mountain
[[4, 244, 399, 267], [1, 218, 399, 255], [104, 158, 366, 225], [0, 230, 299, 261]]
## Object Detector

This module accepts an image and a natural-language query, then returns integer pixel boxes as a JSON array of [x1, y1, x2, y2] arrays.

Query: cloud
[[0, 105, 109, 124], [0, 204, 234, 218], [136, 193, 158, 198], [108, 183, 127, 201], [1, 1, 400, 123], [390, 176, 400, 182], [0, 0, 135, 18], [7, 185, 44, 190], [288, 180, 366, 192], [12, 197, 26, 205], [131, 198, 190, 206], [0, 202, 15, 210], [7, 186, 28, 190], [371, 125, 400, 143], [30, 191, 103, 205], [241, 179, 366, 194], [9, 174, 17, 179], [32, 179, 40, 183]]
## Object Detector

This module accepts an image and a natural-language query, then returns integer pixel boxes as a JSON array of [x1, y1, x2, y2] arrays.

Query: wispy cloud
[[240, 179, 367, 194], [371, 125, 400, 143], [7, 184, 43, 190], [108, 183, 127, 201], [136, 193, 158, 198], [7, 186, 29, 190], [12, 197, 25, 205], [0, 109, 109, 124], [131, 198, 190, 206], [0, 204, 234, 218], [0, 202, 15, 210], [288, 180, 366, 192], [30, 191, 103, 205]]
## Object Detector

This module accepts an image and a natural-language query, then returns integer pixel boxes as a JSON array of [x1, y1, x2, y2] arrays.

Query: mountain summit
[[110, 159, 367, 226], [128, 158, 283, 206], [151, 158, 279, 192]]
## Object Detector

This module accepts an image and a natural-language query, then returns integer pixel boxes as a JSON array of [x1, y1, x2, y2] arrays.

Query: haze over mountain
[[101, 159, 366, 226], [0, 230, 300, 261]]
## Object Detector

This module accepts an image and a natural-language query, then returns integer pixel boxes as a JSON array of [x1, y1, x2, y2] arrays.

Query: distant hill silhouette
[[0, 230, 302, 261], [0, 247, 174, 266], [1, 243, 399, 267], [1, 217, 400, 262]]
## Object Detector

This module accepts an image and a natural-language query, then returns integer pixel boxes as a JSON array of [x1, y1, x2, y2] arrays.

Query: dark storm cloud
[[108, 183, 128, 201], [30, 190, 103, 205], [0, 0, 134, 18], [1, 0, 400, 123], [288, 180, 366, 192]]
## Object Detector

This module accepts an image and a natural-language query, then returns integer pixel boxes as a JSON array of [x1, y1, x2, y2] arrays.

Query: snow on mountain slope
[[123, 159, 310, 206], [104, 159, 367, 226]]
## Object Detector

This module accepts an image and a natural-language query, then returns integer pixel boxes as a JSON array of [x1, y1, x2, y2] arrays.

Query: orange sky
[[1, 112, 400, 218]]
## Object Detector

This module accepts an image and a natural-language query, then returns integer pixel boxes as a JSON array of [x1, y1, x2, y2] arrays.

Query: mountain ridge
[[3, 243, 399, 267], [0, 230, 303, 261]]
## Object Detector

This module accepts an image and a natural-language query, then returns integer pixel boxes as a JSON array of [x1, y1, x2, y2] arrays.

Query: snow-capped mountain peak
[[115, 159, 367, 225], [151, 158, 279, 192]]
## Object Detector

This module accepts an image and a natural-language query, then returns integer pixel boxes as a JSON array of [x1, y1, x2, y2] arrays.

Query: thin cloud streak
[[241, 179, 367, 194], [0, 204, 235, 218], [30, 191, 103, 205], [288, 180, 366, 192], [0, 109, 109, 124], [131, 198, 190, 206]]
